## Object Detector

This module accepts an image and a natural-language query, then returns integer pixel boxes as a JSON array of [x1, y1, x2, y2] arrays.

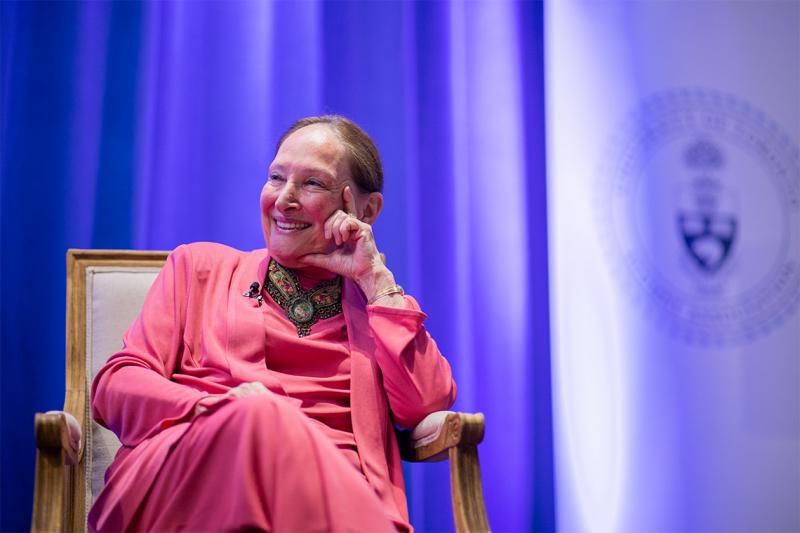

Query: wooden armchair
[[32, 250, 489, 533]]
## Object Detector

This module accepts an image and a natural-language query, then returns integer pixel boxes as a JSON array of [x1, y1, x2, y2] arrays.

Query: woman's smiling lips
[[273, 217, 312, 231]]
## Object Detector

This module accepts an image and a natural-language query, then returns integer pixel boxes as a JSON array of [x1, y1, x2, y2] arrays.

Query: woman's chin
[[268, 242, 333, 271], [268, 249, 304, 269], [267, 234, 314, 266]]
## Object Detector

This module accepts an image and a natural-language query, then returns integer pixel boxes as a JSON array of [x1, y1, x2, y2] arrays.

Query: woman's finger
[[323, 211, 339, 240], [227, 381, 268, 398], [339, 216, 356, 244], [337, 213, 353, 246], [298, 252, 334, 272], [250, 381, 268, 394], [324, 211, 343, 243], [343, 185, 357, 216], [194, 394, 226, 417], [242, 381, 267, 396], [328, 212, 344, 245], [331, 211, 355, 246]]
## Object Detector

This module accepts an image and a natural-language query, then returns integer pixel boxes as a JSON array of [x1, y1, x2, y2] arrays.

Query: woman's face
[[261, 124, 353, 270]]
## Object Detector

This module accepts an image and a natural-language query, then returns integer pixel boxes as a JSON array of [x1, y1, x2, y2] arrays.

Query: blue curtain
[[0, 2, 554, 531]]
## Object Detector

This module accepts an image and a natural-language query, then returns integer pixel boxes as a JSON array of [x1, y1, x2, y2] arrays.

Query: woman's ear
[[360, 192, 383, 225]]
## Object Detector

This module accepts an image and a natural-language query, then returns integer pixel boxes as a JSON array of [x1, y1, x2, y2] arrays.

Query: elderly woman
[[87, 115, 456, 532]]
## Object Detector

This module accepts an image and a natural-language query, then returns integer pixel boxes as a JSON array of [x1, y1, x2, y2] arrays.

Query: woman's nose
[[275, 183, 300, 211]]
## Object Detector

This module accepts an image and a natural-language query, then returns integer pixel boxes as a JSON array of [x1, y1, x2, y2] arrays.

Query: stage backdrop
[[0, 2, 554, 531], [546, 1, 799, 531]]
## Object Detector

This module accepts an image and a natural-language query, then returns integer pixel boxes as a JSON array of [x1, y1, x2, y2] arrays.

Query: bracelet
[[368, 284, 404, 305]]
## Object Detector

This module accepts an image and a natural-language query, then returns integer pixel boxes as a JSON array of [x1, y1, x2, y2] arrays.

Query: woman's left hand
[[299, 186, 400, 303]]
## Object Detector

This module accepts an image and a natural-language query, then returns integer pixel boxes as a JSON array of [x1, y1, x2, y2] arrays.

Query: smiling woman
[[87, 115, 457, 532], [261, 118, 397, 304]]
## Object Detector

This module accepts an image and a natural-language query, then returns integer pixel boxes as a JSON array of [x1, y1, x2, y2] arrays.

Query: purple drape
[[0, 2, 554, 531]]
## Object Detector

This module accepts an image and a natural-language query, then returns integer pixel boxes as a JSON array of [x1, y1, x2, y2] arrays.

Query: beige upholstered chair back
[[65, 250, 168, 530]]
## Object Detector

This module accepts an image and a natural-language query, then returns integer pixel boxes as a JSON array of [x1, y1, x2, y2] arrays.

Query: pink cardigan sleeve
[[91, 245, 208, 446], [367, 296, 457, 428]]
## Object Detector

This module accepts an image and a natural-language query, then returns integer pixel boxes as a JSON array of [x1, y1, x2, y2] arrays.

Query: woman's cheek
[[312, 227, 337, 254]]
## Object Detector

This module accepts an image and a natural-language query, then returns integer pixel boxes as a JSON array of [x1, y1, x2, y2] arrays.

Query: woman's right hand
[[193, 381, 269, 417]]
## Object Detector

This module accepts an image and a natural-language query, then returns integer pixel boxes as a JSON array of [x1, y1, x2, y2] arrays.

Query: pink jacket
[[91, 242, 457, 526]]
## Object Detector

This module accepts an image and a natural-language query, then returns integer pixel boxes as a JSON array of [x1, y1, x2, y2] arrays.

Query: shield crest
[[677, 211, 737, 273]]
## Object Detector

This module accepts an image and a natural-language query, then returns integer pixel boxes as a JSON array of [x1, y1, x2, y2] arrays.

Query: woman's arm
[[367, 297, 457, 428], [91, 245, 210, 447], [296, 186, 457, 424]]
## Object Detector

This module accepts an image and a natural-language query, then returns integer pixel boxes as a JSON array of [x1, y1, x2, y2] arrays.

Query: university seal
[[597, 89, 799, 345]]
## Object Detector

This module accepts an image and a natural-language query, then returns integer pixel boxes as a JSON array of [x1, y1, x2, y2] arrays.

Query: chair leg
[[449, 444, 490, 533], [31, 448, 67, 532]]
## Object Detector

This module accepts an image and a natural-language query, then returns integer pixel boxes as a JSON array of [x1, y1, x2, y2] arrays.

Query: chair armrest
[[399, 411, 485, 462], [32, 411, 82, 532], [35, 411, 82, 465]]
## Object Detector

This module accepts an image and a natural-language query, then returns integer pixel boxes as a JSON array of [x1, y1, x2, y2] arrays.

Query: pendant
[[264, 259, 342, 337], [288, 297, 315, 324]]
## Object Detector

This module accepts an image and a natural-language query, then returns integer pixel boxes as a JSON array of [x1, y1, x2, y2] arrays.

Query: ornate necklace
[[264, 259, 342, 337]]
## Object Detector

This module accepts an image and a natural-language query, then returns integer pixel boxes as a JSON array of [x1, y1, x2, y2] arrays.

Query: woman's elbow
[[392, 380, 456, 428]]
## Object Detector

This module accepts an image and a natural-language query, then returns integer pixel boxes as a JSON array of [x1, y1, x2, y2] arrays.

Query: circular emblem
[[598, 89, 800, 346], [288, 298, 315, 324]]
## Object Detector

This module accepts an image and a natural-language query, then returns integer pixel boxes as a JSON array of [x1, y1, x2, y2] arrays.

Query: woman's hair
[[276, 115, 384, 193]]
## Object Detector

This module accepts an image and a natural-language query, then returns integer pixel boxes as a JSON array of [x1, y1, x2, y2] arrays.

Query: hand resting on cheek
[[299, 186, 382, 282], [299, 186, 405, 308]]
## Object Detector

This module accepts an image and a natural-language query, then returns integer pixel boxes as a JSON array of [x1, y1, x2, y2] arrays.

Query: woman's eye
[[268, 174, 285, 183], [306, 178, 325, 187]]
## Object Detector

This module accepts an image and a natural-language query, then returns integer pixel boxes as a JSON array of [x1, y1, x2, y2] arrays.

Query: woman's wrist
[[357, 264, 395, 299], [357, 264, 404, 307], [368, 284, 403, 303]]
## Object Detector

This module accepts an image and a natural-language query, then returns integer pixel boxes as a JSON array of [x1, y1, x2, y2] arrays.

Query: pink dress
[[88, 242, 456, 532]]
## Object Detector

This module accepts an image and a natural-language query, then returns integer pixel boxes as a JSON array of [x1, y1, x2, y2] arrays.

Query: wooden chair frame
[[32, 249, 489, 532]]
